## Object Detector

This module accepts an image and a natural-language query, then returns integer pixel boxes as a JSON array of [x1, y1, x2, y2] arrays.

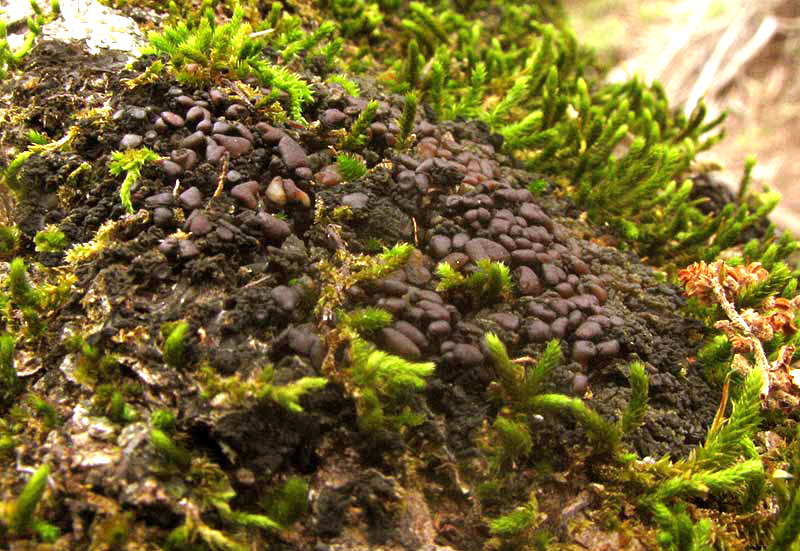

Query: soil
[[0, 2, 794, 551]]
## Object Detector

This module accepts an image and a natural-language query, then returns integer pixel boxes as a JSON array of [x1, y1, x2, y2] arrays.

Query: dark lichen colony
[[1, 0, 800, 549]]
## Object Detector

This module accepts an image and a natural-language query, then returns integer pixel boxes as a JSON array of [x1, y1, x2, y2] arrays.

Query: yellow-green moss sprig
[[488, 494, 541, 546], [8, 258, 42, 310], [2, 151, 34, 195], [0, 333, 20, 408], [29, 394, 57, 429], [341, 100, 378, 150], [331, 0, 383, 38], [282, 20, 335, 60], [651, 504, 713, 551], [3, 464, 50, 537], [529, 393, 622, 455], [256, 365, 327, 414], [349, 336, 434, 433], [150, 428, 191, 469], [109, 147, 160, 215], [408, 2, 449, 45], [435, 259, 512, 306], [491, 416, 532, 469], [339, 307, 392, 333], [336, 153, 367, 182], [162, 320, 190, 370], [769, 480, 800, 551], [426, 60, 444, 117], [485, 334, 562, 407], [145, 5, 314, 121], [150, 409, 177, 431], [328, 74, 360, 96], [261, 477, 309, 527], [33, 225, 67, 253], [403, 39, 422, 90], [0, 0, 60, 79], [619, 362, 649, 435], [397, 92, 418, 150], [0, 225, 19, 257], [198, 364, 326, 414]]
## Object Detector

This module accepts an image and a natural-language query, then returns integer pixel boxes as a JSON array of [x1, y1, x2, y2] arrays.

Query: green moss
[[341, 100, 379, 150], [339, 307, 392, 333], [150, 428, 191, 469], [336, 153, 368, 182], [330, 0, 383, 37], [5, 258, 49, 335], [150, 409, 177, 431], [33, 225, 67, 253], [257, 365, 327, 413], [28, 394, 57, 429], [0, 225, 19, 256], [619, 362, 649, 435], [108, 147, 160, 214], [5, 464, 50, 537], [261, 477, 309, 527], [327, 74, 361, 96], [144, 3, 315, 121], [162, 320, 190, 370], [348, 336, 434, 433], [0, 333, 20, 409], [0, 0, 60, 79], [198, 363, 326, 414], [435, 259, 513, 306], [488, 494, 542, 549], [397, 91, 418, 149], [91, 385, 137, 424]]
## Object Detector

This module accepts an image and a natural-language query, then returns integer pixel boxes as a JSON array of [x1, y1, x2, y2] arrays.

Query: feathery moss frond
[[693, 366, 762, 470], [619, 362, 649, 435], [336, 153, 368, 182], [349, 336, 434, 432], [529, 393, 621, 455], [327, 74, 361, 96], [436, 259, 512, 306], [342, 100, 379, 150], [339, 307, 392, 332], [769, 483, 800, 551], [257, 366, 327, 413], [109, 148, 160, 214], [397, 92, 418, 149], [33, 225, 67, 253], [737, 261, 793, 310]]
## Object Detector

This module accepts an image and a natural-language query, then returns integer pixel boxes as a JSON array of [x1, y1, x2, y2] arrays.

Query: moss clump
[[144, 3, 315, 121], [162, 320, 190, 370], [436, 259, 513, 306], [336, 153, 367, 182], [33, 225, 67, 253], [348, 336, 435, 433], [198, 364, 326, 414], [0, 226, 20, 257]]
